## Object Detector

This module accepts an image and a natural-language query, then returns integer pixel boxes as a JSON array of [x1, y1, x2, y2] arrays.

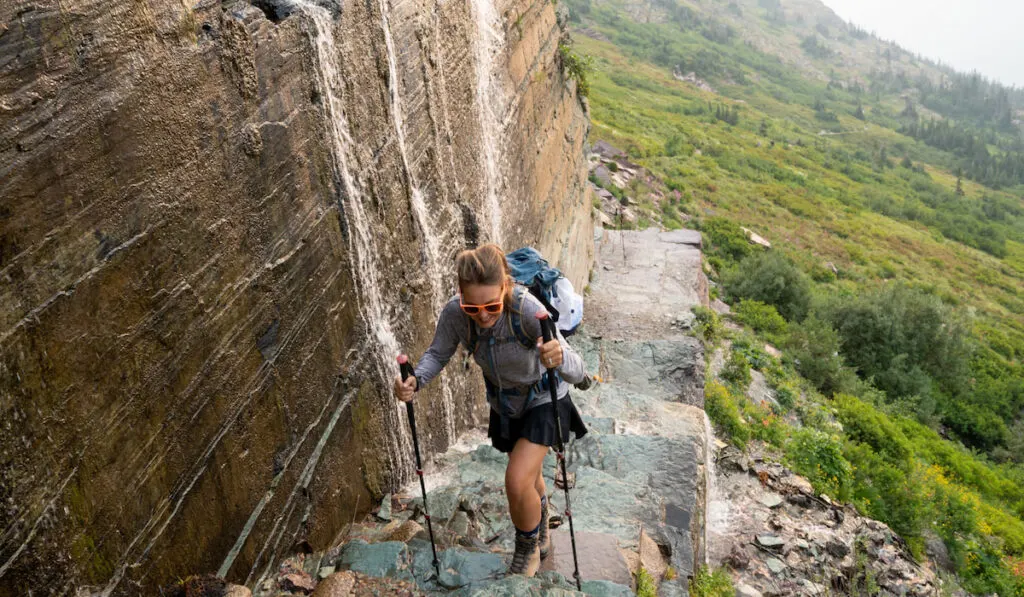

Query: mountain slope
[[563, 0, 1024, 593]]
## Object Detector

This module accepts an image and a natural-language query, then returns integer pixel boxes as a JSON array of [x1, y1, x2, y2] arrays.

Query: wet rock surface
[[707, 444, 941, 597]]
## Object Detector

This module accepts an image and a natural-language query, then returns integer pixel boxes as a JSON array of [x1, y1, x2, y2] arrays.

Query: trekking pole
[[536, 313, 582, 590], [397, 355, 441, 577]]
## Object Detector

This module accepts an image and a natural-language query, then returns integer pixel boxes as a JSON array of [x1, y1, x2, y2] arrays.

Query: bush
[[833, 394, 913, 467], [706, 380, 750, 448], [744, 401, 788, 446], [693, 306, 723, 343], [820, 284, 971, 402], [699, 217, 754, 263], [558, 43, 594, 97], [845, 443, 926, 547], [783, 315, 854, 396], [725, 251, 812, 321], [732, 299, 788, 336], [689, 566, 734, 597], [785, 428, 852, 500], [721, 349, 753, 390]]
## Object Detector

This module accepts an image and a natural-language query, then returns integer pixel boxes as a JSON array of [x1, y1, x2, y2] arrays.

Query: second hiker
[[394, 243, 588, 577]]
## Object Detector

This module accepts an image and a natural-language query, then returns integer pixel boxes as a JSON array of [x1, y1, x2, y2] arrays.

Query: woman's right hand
[[395, 374, 417, 403]]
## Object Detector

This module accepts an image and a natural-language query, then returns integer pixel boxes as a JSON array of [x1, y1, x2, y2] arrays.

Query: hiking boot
[[509, 530, 540, 577], [538, 500, 551, 558]]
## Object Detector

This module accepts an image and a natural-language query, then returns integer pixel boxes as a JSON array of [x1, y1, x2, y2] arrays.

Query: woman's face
[[460, 283, 504, 329]]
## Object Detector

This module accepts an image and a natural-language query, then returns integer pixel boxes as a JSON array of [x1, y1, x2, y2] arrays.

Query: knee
[[505, 471, 534, 503]]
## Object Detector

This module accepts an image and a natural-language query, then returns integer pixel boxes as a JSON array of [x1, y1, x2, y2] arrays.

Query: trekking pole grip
[[398, 354, 416, 419], [536, 311, 555, 347]]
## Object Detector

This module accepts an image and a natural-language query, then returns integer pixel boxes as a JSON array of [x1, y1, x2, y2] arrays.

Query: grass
[[564, 0, 1024, 592]]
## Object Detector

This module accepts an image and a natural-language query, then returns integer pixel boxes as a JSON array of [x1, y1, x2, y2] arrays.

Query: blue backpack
[[465, 247, 583, 355], [506, 247, 582, 335]]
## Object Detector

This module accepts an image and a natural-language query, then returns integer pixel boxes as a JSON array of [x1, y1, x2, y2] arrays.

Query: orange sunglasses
[[459, 297, 504, 316]]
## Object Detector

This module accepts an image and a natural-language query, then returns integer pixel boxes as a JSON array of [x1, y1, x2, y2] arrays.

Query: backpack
[[463, 248, 585, 356], [505, 247, 584, 336]]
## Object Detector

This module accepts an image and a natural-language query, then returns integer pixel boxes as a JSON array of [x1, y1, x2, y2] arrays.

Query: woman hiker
[[393, 243, 588, 577]]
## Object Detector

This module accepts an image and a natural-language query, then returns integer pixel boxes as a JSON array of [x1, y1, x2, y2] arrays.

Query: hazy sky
[[819, 0, 1024, 88]]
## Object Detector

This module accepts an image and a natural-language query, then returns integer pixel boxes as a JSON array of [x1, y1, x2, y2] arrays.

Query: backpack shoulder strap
[[528, 282, 560, 322], [466, 316, 478, 355], [508, 286, 536, 350]]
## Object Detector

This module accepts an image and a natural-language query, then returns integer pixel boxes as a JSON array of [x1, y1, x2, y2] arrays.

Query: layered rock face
[[0, 0, 593, 594]]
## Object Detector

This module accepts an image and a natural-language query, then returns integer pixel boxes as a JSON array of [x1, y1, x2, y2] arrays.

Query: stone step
[[540, 530, 632, 588]]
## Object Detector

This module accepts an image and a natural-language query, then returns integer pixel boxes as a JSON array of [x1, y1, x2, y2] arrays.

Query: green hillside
[[562, 0, 1024, 592]]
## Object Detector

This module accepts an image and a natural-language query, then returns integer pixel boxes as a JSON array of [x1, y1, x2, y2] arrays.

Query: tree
[[853, 103, 866, 120], [819, 284, 971, 403], [725, 251, 812, 322], [783, 315, 852, 395]]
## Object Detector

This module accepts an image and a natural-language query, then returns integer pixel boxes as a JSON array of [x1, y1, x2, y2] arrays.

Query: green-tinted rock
[[563, 466, 660, 546], [406, 541, 506, 589], [337, 540, 410, 579], [377, 493, 393, 521], [580, 579, 634, 597], [427, 486, 461, 522], [452, 575, 583, 596], [581, 416, 616, 435]]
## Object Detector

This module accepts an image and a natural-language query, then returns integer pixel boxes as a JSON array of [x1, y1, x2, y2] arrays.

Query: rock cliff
[[0, 0, 592, 593]]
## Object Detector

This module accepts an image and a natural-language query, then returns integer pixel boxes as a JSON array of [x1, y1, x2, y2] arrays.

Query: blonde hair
[[455, 244, 514, 306]]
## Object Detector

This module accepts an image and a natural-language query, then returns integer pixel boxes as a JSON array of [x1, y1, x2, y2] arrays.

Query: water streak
[[295, 1, 411, 477], [377, 0, 457, 446], [470, 0, 507, 245]]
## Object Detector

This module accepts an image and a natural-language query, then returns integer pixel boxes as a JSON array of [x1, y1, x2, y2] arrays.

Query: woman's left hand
[[537, 338, 563, 369]]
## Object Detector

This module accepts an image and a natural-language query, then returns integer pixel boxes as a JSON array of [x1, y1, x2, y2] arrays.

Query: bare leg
[[505, 438, 548, 531], [535, 455, 548, 501]]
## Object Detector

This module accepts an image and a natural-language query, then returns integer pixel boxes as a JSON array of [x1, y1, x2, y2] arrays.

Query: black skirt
[[487, 394, 588, 453]]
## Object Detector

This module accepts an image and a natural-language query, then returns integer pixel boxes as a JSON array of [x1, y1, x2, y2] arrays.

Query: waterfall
[[293, 1, 411, 472], [377, 0, 457, 447], [470, 0, 507, 245]]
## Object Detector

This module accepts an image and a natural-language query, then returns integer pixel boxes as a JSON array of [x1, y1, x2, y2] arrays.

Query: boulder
[[388, 520, 425, 543], [311, 571, 356, 597]]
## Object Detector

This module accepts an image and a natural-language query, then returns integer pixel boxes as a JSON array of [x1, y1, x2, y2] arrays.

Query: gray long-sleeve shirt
[[414, 286, 586, 417]]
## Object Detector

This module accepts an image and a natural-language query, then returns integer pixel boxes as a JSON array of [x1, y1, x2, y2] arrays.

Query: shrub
[[725, 251, 812, 321], [721, 349, 753, 390], [833, 394, 913, 467], [773, 381, 798, 410], [693, 306, 723, 343], [558, 43, 594, 97], [783, 315, 854, 396], [785, 428, 852, 500], [706, 380, 750, 448], [732, 299, 788, 336], [819, 284, 971, 404], [845, 443, 926, 547], [744, 401, 788, 446], [689, 566, 734, 597], [699, 217, 754, 263]]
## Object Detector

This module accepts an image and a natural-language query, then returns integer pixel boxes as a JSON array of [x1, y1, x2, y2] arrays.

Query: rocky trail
[[171, 228, 947, 597], [234, 228, 712, 596]]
